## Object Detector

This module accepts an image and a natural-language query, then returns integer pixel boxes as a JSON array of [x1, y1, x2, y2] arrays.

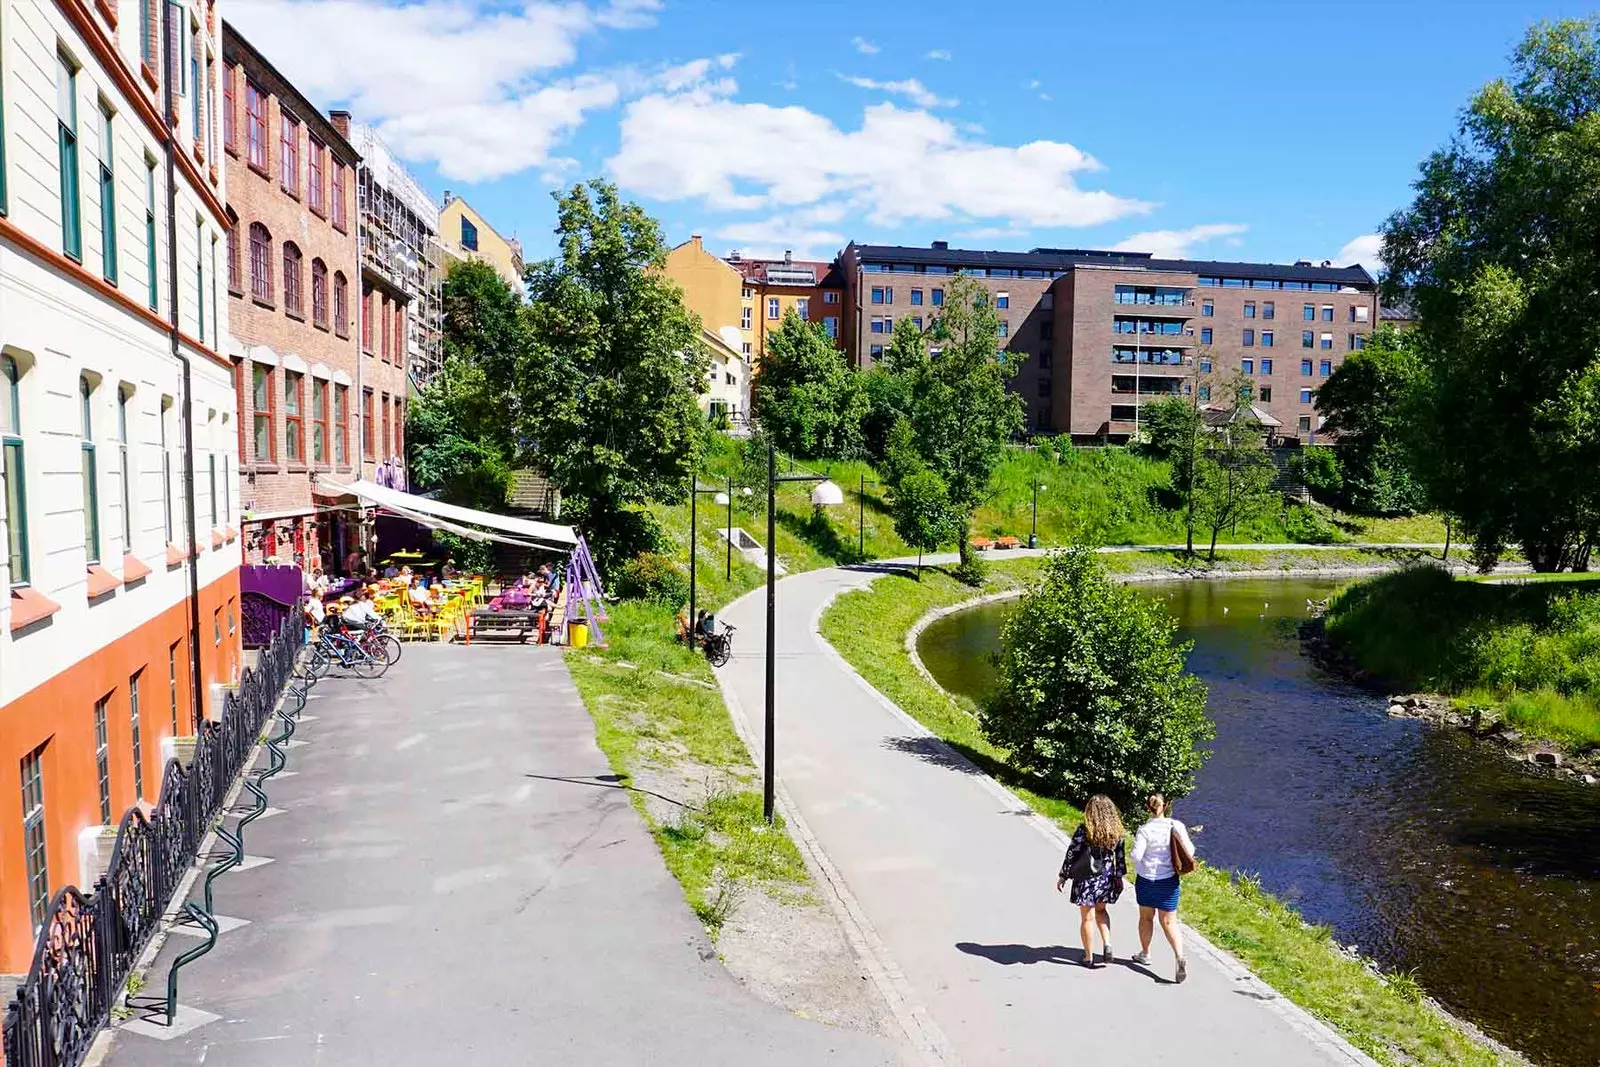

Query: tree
[[979, 549, 1213, 807], [1190, 376, 1277, 560], [751, 310, 865, 458], [516, 181, 709, 569], [1382, 18, 1600, 570], [890, 469, 957, 573], [1141, 390, 1206, 554], [1313, 326, 1425, 514]]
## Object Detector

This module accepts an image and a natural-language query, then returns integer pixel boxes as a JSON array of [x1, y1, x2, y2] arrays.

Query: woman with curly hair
[[1056, 794, 1127, 968]]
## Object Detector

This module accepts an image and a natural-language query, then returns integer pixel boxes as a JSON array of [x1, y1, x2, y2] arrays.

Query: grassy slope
[[1325, 568, 1600, 748], [820, 560, 1512, 1067]]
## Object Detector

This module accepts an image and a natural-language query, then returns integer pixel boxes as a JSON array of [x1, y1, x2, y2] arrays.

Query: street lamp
[[715, 483, 754, 579], [764, 440, 842, 822], [687, 465, 724, 648], [857, 473, 884, 561], [1030, 481, 1048, 549]]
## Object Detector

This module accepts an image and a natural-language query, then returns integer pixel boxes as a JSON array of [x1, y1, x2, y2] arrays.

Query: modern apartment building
[[839, 242, 1378, 442], [0, 0, 241, 972], [221, 26, 367, 570], [439, 191, 522, 293]]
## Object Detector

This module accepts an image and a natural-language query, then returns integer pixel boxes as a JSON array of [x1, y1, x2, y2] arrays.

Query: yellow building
[[439, 193, 525, 293], [663, 236, 754, 425]]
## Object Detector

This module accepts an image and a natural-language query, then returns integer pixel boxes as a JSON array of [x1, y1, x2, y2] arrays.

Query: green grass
[[566, 599, 811, 935], [1326, 567, 1600, 749], [819, 557, 1514, 1067], [1100, 545, 1433, 576]]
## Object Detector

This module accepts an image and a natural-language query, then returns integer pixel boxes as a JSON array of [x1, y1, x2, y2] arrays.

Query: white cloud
[[1112, 223, 1249, 258], [852, 35, 880, 55], [227, 0, 659, 181], [714, 215, 848, 260], [926, 48, 952, 60], [839, 74, 956, 109], [1335, 233, 1384, 271], [955, 226, 1027, 241], [610, 83, 1152, 230]]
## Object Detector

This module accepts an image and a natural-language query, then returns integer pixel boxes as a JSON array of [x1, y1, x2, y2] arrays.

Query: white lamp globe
[[714, 492, 730, 506], [810, 480, 845, 507]]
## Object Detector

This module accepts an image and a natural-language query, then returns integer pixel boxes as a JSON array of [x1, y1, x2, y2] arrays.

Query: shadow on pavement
[[955, 942, 1082, 966], [523, 771, 697, 811], [881, 735, 984, 775]]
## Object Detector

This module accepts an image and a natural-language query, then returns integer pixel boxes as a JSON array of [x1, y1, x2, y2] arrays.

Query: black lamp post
[[857, 472, 884, 561], [762, 440, 843, 822], [687, 466, 723, 649], [1030, 479, 1048, 549]]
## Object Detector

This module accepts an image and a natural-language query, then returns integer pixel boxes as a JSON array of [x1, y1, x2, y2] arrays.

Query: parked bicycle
[[704, 622, 736, 668], [307, 627, 390, 679]]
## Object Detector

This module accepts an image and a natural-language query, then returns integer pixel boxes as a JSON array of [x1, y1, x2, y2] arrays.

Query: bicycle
[[307, 628, 390, 679], [703, 623, 736, 668], [352, 620, 402, 667]]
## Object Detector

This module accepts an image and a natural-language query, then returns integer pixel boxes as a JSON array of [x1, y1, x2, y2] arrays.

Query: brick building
[[727, 249, 847, 354], [221, 26, 370, 570], [839, 242, 1378, 443]]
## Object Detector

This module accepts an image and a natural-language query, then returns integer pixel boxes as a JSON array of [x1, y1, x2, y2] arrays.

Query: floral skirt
[[1070, 867, 1124, 906]]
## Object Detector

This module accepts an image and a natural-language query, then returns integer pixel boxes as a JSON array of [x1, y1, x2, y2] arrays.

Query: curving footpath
[[715, 556, 1382, 1067]]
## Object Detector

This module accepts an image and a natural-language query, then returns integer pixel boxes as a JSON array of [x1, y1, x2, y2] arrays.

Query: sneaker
[[1130, 951, 1151, 966], [1175, 957, 1188, 984], [1082, 953, 1100, 969], [1101, 946, 1115, 965]]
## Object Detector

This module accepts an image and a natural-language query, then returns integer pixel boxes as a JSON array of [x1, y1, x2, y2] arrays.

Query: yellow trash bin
[[567, 621, 589, 648]]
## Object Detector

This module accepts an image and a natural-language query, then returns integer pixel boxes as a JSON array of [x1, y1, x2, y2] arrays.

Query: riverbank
[[1317, 566, 1600, 776], [819, 559, 1521, 1067]]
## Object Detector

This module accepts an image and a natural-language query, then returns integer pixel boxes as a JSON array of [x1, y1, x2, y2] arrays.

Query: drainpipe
[[163, 0, 205, 730]]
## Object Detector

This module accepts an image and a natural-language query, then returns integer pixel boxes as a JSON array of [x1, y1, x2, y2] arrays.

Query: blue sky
[[230, 0, 1587, 272]]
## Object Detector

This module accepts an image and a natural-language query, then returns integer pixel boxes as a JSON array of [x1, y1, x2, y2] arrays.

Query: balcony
[[1111, 325, 1199, 348]]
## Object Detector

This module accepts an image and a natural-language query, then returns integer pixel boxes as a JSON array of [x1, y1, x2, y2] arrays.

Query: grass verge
[[820, 557, 1516, 1067]]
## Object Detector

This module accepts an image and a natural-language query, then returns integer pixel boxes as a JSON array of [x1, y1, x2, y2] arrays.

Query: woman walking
[[1131, 793, 1196, 983], [1055, 794, 1127, 967]]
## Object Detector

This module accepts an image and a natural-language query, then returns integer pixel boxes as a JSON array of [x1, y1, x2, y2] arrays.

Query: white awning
[[324, 479, 578, 548]]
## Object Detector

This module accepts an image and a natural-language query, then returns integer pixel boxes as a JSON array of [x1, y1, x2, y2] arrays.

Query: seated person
[[675, 608, 691, 643], [339, 588, 381, 631], [697, 610, 719, 641], [383, 563, 401, 579], [304, 594, 326, 627], [441, 557, 460, 579], [407, 577, 435, 616]]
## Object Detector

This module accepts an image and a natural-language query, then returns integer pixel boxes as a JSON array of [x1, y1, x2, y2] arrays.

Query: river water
[[917, 578, 1600, 1067]]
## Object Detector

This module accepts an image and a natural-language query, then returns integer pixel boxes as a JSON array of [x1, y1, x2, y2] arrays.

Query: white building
[[0, 0, 242, 972]]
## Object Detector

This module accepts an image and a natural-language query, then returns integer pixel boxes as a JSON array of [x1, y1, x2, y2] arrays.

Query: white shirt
[[1131, 817, 1195, 881], [408, 584, 431, 607], [342, 600, 379, 626], [305, 597, 325, 624]]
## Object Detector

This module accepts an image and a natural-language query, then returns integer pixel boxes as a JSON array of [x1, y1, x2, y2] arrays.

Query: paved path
[[717, 563, 1377, 1067], [104, 644, 896, 1067]]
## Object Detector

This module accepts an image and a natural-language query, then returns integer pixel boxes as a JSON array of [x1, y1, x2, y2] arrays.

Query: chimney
[[1320, 260, 1332, 268], [443, 190, 453, 206], [1294, 259, 1312, 267], [729, 249, 741, 262], [328, 109, 351, 138], [932, 240, 948, 250], [784, 250, 792, 263]]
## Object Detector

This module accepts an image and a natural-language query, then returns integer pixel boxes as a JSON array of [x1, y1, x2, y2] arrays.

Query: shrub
[[1281, 501, 1336, 544], [615, 552, 690, 606], [1294, 446, 1343, 504], [979, 548, 1214, 806], [951, 554, 987, 587]]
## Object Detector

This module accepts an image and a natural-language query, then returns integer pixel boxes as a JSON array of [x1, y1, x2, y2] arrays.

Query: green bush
[[1281, 501, 1336, 544], [1294, 446, 1343, 504], [615, 552, 691, 606]]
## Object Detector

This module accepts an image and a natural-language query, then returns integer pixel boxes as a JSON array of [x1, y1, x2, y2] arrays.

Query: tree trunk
[[1208, 526, 1220, 563], [1442, 517, 1451, 562]]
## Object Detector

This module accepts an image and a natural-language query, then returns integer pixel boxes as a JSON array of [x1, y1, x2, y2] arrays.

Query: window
[[870, 316, 887, 335], [333, 272, 349, 336], [996, 293, 1010, 309], [311, 259, 328, 328], [1298, 415, 1313, 433], [307, 138, 325, 214], [213, 607, 220, 645], [1244, 301, 1256, 319], [249, 222, 272, 303], [870, 287, 885, 304], [361, 286, 374, 351], [931, 288, 943, 307], [1242, 329, 1254, 347], [98, 104, 117, 283], [251, 364, 274, 463], [194, 219, 205, 343], [279, 111, 299, 194], [1263, 301, 1275, 320], [381, 393, 391, 460], [1038, 349, 1053, 369], [58, 51, 82, 261], [910, 316, 923, 331], [3, 357, 28, 586], [1037, 378, 1052, 398], [206, 452, 216, 525], [80, 377, 99, 563], [1299, 388, 1313, 403], [362, 388, 374, 458], [740, 306, 751, 330], [1241, 359, 1254, 375], [1303, 303, 1315, 321], [331, 163, 347, 230], [334, 385, 348, 466], [1321, 304, 1334, 321], [1352, 305, 1370, 323], [22, 745, 49, 928], [1201, 299, 1213, 317], [1261, 331, 1273, 347], [228, 599, 235, 635], [221, 453, 229, 524], [1260, 358, 1273, 375], [824, 290, 839, 305], [116, 390, 132, 550], [283, 243, 303, 316], [393, 305, 405, 364], [1198, 385, 1211, 402], [767, 297, 780, 320], [245, 80, 267, 171], [159, 399, 171, 541], [740, 288, 752, 300], [796, 297, 809, 319], [189, 24, 200, 139], [1320, 360, 1333, 376], [1301, 330, 1313, 348], [1320, 333, 1333, 350], [1260, 386, 1273, 403], [283, 372, 303, 462], [869, 344, 884, 358], [130, 673, 143, 799], [741, 342, 752, 357], [1301, 359, 1313, 376], [997, 320, 1010, 337], [168, 641, 180, 733], [460, 216, 478, 251], [312, 378, 327, 465], [394, 398, 404, 458], [1199, 357, 1212, 373], [824, 316, 839, 339], [1349, 333, 1366, 351], [222, 64, 235, 151]]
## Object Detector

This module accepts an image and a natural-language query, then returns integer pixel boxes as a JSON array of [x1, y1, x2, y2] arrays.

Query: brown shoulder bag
[[1169, 823, 1196, 876]]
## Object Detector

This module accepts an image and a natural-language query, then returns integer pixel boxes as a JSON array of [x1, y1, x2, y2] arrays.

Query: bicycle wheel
[[372, 634, 402, 666], [710, 637, 732, 668], [350, 649, 389, 679], [307, 643, 334, 680]]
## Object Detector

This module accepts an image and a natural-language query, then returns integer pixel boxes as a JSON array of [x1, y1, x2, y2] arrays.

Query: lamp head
[[810, 480, 845, 507], [714, 492, 730, 506]]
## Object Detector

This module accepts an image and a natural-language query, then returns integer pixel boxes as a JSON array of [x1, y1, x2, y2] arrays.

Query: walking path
[[716, 561, 1380, 1066], [102, 644, 896, 1067]]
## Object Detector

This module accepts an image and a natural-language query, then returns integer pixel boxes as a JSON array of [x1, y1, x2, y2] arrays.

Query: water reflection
[[918, 578, 1600, 1067]]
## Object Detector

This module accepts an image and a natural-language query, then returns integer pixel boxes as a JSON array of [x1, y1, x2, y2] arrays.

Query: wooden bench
[[465, 608, 546, 644], [994, 536, 1021, 550], [969, 536, 994, 552]]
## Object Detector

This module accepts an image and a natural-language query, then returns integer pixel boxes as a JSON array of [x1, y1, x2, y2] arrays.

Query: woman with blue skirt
[[1131, 792, 1196, 983]]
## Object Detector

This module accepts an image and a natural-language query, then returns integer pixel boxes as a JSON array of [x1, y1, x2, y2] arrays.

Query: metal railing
[[1, 616, 302, 1067]]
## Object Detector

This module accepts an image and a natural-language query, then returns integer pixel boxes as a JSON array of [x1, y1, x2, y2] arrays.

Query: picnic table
[[465, 607, 547, 645]]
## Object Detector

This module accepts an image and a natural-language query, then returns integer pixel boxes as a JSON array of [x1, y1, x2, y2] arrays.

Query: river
[[916, 577, 1600, 1067]]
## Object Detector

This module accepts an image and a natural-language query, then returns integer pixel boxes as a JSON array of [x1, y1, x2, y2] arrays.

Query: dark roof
[[1379, 297, 1417, 321], [223, 23, 360, 165], [851, 242, 1375, 288]]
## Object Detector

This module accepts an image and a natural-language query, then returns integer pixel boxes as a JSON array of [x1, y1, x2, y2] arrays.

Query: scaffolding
[[347, 122, 445, 388]]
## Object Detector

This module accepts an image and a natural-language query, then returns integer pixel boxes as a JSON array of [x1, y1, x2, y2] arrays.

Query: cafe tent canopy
[[325, 479, 579, 549]]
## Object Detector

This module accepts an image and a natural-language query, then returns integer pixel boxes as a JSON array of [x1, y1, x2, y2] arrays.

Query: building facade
[[840, 242, 1378, 443], [220, 26, 365, 570], [728, 249, 846, 358], [0, 0, 241, 972], [439, 191, 521, 293]]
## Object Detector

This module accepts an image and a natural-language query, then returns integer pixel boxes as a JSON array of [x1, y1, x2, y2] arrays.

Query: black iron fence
[[1, 616, 301, 1067]]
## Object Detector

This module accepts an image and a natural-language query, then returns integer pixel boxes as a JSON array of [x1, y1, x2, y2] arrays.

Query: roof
[[1201, 404, 1283, 429], [729, 256, 841, 287], [223, 24, 360, 165], [328, 479, 576, 547], [850, 242, 1375, 288], [1380, 296, 1417, 321]]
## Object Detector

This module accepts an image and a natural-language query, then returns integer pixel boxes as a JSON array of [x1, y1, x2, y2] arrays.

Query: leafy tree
[[1382, 18, 1600, 570], [1191, 377, 1277, 560], [518, 181, 709, 569], [980, 548, 1213, 807], [878, 417, 924, 490], [751, 310, 865, 458], [890, 469, 957, 573], [1314, 326, 1425, 514], [1293, 445, 1344, 504], [859, 364, 913, 464], [1142, 390, 1206, 554]]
